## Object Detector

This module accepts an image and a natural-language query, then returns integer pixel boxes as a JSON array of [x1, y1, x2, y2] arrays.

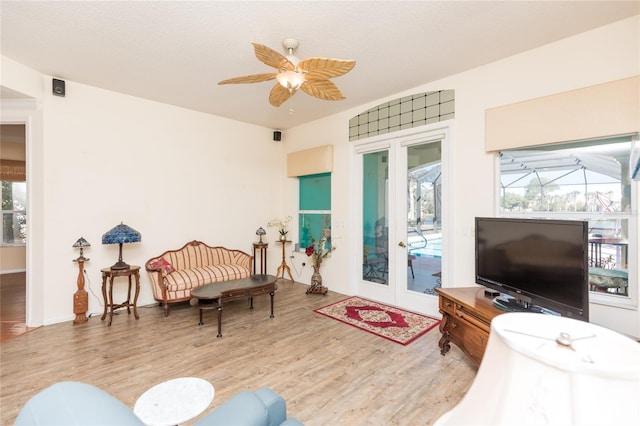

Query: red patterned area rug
[[314, 296, 440, 345]]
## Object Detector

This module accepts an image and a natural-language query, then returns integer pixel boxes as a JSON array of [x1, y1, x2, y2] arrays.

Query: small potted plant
[[267, 215, 292, 241]]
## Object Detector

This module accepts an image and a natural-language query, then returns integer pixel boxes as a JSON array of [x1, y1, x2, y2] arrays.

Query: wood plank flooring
[[0, 279, 477, 425], [0, 272, 39, 343]]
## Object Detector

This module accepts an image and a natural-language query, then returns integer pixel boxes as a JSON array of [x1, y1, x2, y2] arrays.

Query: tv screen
[[475, 217, 589, 321]]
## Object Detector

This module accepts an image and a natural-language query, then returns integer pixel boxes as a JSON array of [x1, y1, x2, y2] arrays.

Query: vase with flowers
[[304, 233, 333, 295], [267, 215, 292, 241]]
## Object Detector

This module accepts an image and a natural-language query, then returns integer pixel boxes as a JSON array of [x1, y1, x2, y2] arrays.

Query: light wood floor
[[0, 272, 39, 343], [0, 279, 476, 425]]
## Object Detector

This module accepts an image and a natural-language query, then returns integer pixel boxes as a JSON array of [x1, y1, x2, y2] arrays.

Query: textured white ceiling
[[1, 1, 638, 130]]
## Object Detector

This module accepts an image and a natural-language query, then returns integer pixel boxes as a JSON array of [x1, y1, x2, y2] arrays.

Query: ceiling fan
[[218, 38, 356, 107]]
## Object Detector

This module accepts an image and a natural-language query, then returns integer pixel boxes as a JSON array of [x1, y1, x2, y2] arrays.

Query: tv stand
[[492, 295, 530, 312], [435, 287, 503, 367], [492, 295, 561, 316]]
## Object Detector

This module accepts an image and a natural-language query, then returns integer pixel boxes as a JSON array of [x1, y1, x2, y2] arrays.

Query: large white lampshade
[[436, 312, 640, 425]]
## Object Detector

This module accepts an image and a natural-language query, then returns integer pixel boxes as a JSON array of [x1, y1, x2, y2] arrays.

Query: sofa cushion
[[195, 391, 268, 426], [164, 244, 247, 270], [148, 257, 176, 275], [15, 381, 144, 426], [280, 419, 305, 426], [164, 265, 251, 292], [255, 388, 286, 426]]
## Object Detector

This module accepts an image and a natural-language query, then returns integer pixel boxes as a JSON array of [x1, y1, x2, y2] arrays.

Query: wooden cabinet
[[435, 287, 503, 367]]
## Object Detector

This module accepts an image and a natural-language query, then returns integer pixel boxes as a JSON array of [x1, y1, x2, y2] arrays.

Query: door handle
[[398, 242, 406, 248]]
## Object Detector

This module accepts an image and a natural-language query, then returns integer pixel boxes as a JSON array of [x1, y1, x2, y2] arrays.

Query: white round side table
[[133, 377, 214, 426]]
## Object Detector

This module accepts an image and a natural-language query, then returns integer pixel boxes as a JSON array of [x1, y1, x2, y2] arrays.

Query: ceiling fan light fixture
[[219, 38, 355, 106], [276, 69, 306, 92], [282, 38, 300, 66]]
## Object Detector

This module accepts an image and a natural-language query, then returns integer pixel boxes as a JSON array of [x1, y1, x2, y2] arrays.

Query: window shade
[[287, 145, 333, 177], [299, 173, 331, 210], [1, 160, 26, 181], [485, 76, 639, 152]]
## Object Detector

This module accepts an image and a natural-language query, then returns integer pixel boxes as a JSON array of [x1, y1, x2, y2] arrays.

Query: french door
[[355, 123, 451, 313]]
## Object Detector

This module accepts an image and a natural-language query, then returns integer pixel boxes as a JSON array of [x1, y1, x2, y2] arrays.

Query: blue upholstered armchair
[[196, 387, 304, 426], [14, 382, 144, 425], [15, 381, 303, 426]]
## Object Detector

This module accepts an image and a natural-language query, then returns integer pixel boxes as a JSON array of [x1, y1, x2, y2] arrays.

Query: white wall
[[2, 15, 638, 336], [283, 15, 640, 337], [2, 58, 285, 325]]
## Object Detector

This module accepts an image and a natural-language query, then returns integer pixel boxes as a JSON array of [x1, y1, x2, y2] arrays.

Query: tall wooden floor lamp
[[72, 237, 90, 325]]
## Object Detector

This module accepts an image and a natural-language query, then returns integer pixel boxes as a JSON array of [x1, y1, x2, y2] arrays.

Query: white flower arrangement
[[267, 215, 292, 237]]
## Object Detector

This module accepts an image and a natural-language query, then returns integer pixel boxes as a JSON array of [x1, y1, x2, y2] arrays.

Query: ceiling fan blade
[[252, 42, 294, 71], [218, 73, 277, 85], [298, 58, 356, 80], [221, 40, 351, 105], [301, 79, 346, 101], [269, 83, 294, 107]]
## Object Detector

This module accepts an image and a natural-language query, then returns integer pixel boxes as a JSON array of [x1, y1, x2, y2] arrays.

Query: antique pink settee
[[145, 240, 253, 316]]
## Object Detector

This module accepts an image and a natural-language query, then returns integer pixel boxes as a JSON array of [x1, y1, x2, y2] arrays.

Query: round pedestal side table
[[275, 240, 294, 282], [134, 377, 214, 426], [100, 265, 141, 326], [253, 242, 268, 274]]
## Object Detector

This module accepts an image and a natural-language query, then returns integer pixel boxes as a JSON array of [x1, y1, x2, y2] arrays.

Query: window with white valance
[[488, 77, 639, 308], [485, 76, 639, 152]]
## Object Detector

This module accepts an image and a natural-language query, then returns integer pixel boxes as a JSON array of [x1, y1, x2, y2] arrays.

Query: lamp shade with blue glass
[[102, 222, 141, 270]]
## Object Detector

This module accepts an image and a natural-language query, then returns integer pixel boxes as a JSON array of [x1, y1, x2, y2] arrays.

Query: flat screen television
[[475, 217, 589, 321]]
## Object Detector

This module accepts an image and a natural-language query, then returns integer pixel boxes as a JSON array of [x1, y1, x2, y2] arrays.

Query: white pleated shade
[[436, 312, 640, 425]]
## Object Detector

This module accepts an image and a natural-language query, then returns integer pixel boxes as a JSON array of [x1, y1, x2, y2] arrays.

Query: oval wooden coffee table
[[190, 274, 277, 337]]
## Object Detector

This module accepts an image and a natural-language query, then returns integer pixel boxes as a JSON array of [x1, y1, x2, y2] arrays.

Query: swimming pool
[[409, 234, 442, 258]]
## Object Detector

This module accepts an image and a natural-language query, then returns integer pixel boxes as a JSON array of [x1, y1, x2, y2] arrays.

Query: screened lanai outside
[[499, 136, 635, 298], [360, 140, 444, 297], [407, 157, 442, 295]]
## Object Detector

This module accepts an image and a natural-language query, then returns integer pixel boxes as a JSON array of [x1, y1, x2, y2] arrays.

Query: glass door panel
[[406, 142, 442, 296], [362, 150, 389, 285], [356, 122, 450, 312]]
